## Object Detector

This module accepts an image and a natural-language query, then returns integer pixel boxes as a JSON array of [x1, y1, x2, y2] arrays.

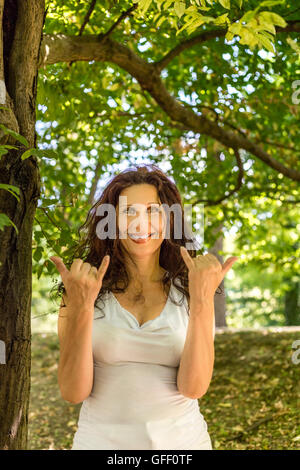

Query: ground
[[28, 328, 300, 450]]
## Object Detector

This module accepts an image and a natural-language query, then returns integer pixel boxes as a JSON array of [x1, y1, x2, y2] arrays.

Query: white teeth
[[130, 234, 149, 239], [129, 233, 155, 240]]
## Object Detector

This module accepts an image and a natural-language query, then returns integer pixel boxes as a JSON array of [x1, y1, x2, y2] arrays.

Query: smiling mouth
[[128, 232, 156, 242]]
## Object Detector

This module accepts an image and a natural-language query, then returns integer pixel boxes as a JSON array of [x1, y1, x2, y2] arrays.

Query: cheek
[[118, 214, 130, 233], [150, 213, 166, 233], [117, 215, 127, 233]]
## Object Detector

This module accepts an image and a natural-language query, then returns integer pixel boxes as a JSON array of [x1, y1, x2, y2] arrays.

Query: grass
[[28, 328, 300, 450]]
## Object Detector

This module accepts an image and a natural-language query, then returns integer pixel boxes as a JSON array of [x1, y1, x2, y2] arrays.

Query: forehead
[[118, 184, 160, 206]]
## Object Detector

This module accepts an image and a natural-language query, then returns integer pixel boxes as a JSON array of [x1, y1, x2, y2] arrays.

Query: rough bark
[[0, 0, 44, 450], [284, 280, 300, 326]]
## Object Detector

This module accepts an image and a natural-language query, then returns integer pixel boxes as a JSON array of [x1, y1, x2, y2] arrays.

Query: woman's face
[[116, 184, 167, 255]]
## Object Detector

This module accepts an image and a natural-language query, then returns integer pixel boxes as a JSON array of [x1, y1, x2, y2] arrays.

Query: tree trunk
[[208, 223, 227, 327], [88, 160, 103, 207], [0, 0, 44, 450], [284, 280, 300, 326]]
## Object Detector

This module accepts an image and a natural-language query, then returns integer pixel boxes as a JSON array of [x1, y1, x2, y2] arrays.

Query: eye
[[149, 205, 160, 213], [123, 207, 136, 214]]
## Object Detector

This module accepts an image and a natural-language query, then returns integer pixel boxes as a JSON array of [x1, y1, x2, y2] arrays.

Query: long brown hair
[[50, 164, 221, 319]]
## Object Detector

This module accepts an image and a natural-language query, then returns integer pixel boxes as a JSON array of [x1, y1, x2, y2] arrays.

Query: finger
[[70, 258, 83, 274], [205, 253, 221, 268], [180, 246, 194, 271], [89, 266, 98, 278], [97, 255, 110, 283], [222, 256, 239, 275], [49, 256, 69, 278], [80, 262, 92, 274], [206, 253, 219, 263]]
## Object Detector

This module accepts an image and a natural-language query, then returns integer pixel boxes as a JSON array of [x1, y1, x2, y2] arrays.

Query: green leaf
[[0, 183, 20, 202], [21, 149, 39, 161], [258, 33, 275, 53], [0, 145, 18, 149], [228, 22, 243, 36], [0, 124, 29, 147], [174, 1, 185, 18], [156, 15, 167, 28], [259, 11, 287, 28], [259, 0, 286, 7], [33, 230, 43, 243], [59, 229, 73, 245], [137, 0, 152, 16], [33, 246, 44, 262], [21, 148, 58, 161], [214, 13, 230, 26], [162, 0, 174, 8], [0, 213, 19, 234], [36, 263, 44, 279], [219, 0, 230, 9], [240, 10, 257, 23], [0, 149, 8, 158], [287, 36, 300, 54], [40, 198, 60, 206], [225, 31, 235, 41], [240, 27, 258, 47], [256, 16, 276, 35]]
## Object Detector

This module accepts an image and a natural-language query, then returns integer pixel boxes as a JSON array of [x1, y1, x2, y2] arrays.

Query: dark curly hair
[[50, 163, 222, 319]]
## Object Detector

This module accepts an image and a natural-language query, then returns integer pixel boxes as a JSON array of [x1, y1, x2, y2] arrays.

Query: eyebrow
[[124, 202, 160, 207]]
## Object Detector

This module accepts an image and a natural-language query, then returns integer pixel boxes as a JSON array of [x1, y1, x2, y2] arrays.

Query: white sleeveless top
[[71, 278, 214, 450]]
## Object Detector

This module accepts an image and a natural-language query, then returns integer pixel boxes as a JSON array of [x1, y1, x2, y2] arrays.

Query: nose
[[129, 212, 151, 235]]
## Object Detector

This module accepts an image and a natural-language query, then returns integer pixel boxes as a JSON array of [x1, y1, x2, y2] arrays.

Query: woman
[[50, 164, 238, 450]]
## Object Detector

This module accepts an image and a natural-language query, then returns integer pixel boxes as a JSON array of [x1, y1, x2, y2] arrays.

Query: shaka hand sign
[[180, 246, 239, 310], [50, 255, 110, 311]]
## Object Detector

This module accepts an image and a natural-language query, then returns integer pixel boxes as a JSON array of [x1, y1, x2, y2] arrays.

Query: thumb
[[222, 256, 239, 276], [49, 256, 68, 278], [96, 255, 110, 283]]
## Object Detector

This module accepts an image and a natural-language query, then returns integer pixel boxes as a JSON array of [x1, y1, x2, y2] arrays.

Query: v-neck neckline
[[110, 282, 173, 329]]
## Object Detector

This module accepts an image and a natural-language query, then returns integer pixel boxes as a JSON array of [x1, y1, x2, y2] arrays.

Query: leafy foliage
[[26, 0, 300, 324]]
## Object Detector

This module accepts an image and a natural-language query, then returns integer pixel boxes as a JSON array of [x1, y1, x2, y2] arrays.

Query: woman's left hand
[[180, 246, 239, 307]]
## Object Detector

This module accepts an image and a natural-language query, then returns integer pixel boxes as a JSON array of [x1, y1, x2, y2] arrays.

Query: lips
[[128, 232, 155, 244]]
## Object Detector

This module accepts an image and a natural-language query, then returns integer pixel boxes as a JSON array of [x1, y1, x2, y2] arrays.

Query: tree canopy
[[1, 0, 299, 314]]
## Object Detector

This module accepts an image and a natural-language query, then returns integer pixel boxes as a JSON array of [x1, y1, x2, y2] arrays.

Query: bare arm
[[177, 246, 238, 399], [176, 300, 215, 399], [52, 254, 110, 405], [57, 293, 94, 404]]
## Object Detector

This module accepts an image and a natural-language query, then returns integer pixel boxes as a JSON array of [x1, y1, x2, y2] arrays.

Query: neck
[[125, 252, 166, 285]]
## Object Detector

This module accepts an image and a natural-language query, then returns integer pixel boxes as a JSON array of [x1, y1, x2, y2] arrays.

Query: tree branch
[[155, 28, 226, 72], [79, 0, 97, 36], [97, 2, 138, 43], [38, 33, 300, 182], [154, 20, 300, 72], [192, 148, 244, 207], [68, 0, 97, 67]]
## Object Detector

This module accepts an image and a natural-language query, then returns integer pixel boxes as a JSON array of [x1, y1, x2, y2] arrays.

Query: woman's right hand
[[50, 255, 110, 311]]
